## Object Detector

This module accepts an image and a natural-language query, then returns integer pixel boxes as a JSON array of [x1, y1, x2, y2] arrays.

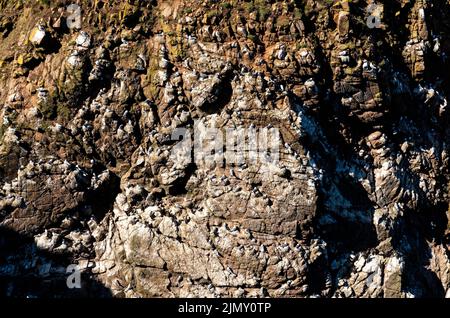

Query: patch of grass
[[254, 0, 270, 20], [304, 2, 313, 16], [296, 42, 308, 50], [57, 103, 71, 121], [343, 42, 356, 50], [144, 58, 161, 101], [247, 34, 257, 42], [206, 9, 220, 19], [39, 95, 57, 119], [39, 91, 72, 121], [242, 2, 255, 14], [0, 124, 5, 141], [39, 121, 49, 133], [294, 7, 303, 19], [220, 2, 232, 10]]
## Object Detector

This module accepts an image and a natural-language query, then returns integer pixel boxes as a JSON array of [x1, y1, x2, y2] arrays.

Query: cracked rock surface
[[0, 0, 449, 298]]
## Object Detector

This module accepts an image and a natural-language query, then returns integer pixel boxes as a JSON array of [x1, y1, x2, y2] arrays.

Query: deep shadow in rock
[[88, 168, 121, 221], [298, 110, 378, 295], [392, 203, 448, 298], [200, 78, 233, 115], [0, 226, 112, 298]]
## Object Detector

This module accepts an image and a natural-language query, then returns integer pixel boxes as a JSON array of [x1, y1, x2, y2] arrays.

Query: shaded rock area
[[0, 0, 449, 298]]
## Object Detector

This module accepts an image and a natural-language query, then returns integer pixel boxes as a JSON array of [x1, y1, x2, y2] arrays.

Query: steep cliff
[[0, 0, 449, 298]]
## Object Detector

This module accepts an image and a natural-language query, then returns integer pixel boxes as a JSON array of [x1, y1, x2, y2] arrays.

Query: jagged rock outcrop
[[0, 0, 449, 298]]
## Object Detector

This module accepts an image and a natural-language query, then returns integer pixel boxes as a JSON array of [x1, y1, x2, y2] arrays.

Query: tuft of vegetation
[[247, 34, 257, 42], [38, 91, 72, 121], [38, 0, 50, 6], [57, 103, 71, 120], [220, 2, 232, 10], [242, 2, 255, 14], [293, 7, 303, 19], [206, 9, 220, 19], [39, 95, 57, 119], [0, 124, 5, 141], [296, 42, 308, 50], [254, 0, 270, 21]]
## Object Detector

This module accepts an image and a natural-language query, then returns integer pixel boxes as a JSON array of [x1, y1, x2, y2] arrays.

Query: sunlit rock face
[[0, 0, 449, 298]]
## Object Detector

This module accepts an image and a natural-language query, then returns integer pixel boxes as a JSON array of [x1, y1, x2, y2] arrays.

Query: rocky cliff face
[[0, 0, 449, 298]]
